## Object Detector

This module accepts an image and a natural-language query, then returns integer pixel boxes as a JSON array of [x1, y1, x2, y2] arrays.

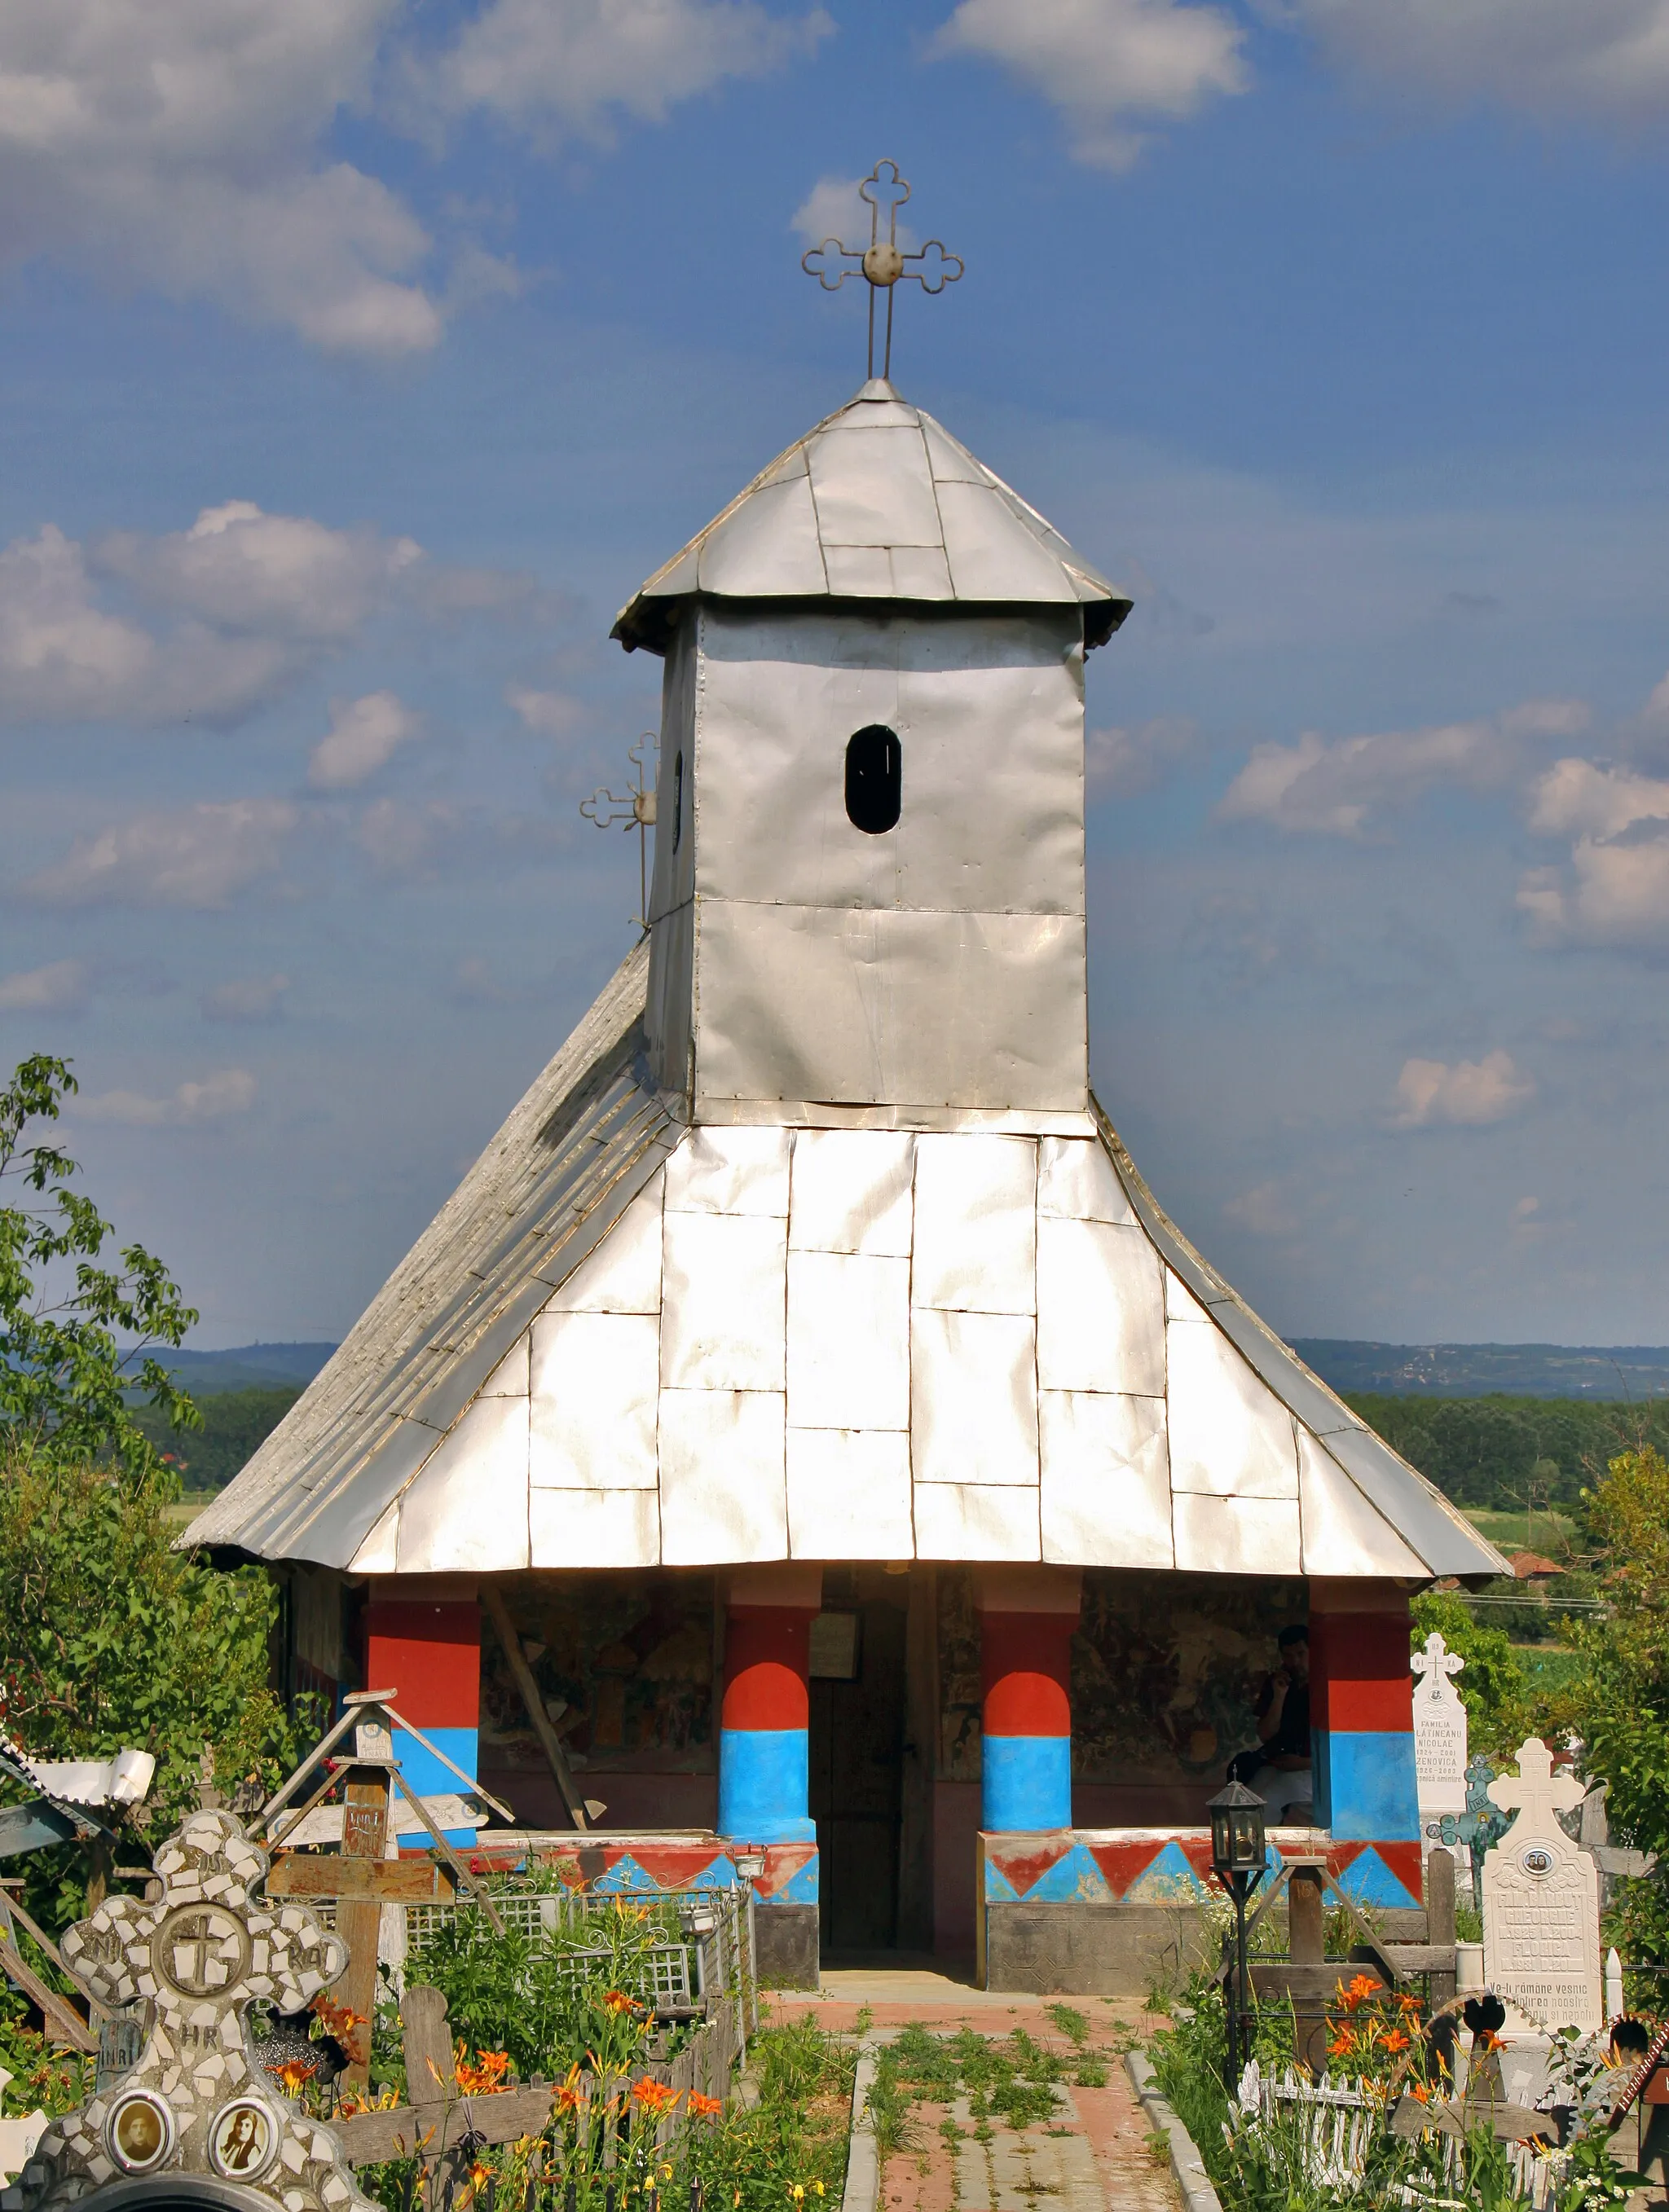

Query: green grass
[[1461, 1506, 1579, 1554]]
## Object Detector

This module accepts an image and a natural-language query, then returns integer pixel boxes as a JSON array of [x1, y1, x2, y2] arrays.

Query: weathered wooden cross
[[258, 1692, 513, 2091]]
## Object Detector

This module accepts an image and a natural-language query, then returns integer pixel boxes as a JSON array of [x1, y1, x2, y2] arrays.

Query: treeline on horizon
[[143, 1379, 1669, 1526]]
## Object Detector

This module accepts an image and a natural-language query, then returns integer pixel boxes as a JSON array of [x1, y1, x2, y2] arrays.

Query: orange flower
[[270, 2059, 318, 2096], [1345, 1974, 1380, 2004], [1381, 2029, 1411, 2053], [555, 2064, 584, 2115], [455, 2046, 512, 2095], [688, 2093, 724, 2120], [1396, 1992, 1423, 2015], [311, 1996, 367, 2039], [632, 2078, 680, 2115], [603, 1991, 644, 2017], [1408, 2082, 1431, 2104], [1328, 2031, 1356, 2057]]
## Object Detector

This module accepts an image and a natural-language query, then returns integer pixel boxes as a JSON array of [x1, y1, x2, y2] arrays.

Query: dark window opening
[[845, 725, 901, 835], [672, 751, 684, 853]]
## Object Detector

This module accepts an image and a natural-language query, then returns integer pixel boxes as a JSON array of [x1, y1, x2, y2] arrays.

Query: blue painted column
[[1310, 1581, 1423, 1909], [978, 1568, 1081, 1832], [717, 1568, 821, 1844]]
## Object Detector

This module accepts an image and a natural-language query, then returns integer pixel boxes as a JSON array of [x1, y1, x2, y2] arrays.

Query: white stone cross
[[1412, 1630, 1464, 1697], [1411, 1630, 1469, 1823], [1486, 1735, 1585, 1832], [1482, 1738, 1601, 2034], [1, 1809, 377, 2212]]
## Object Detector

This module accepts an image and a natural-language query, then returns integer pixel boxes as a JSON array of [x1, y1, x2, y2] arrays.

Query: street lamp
[[1209, 1779, 1268, 2093]]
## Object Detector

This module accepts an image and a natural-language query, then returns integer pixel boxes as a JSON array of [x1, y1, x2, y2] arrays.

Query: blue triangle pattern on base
[[984, 1859, 1023, 1904], [1021, 1845, 1111, 1904], [593, 1854, 661, 1893]]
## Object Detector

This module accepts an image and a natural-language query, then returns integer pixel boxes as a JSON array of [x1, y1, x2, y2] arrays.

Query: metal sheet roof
[[611, 380, 1134, 656], [186, 949, 1507, 1585]]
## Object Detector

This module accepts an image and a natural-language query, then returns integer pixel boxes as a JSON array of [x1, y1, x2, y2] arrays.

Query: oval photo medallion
[[107, 2088, 175, 2175], [1521, 1846, 1555, 1876], [209, 2095, 279, 2181]]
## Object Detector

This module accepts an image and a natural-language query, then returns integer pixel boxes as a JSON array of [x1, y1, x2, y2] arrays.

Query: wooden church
[[190, 350, 1507, 1990]]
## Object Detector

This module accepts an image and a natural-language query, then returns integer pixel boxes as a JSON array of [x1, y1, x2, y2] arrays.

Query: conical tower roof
[[612, 380, 1132, 656]]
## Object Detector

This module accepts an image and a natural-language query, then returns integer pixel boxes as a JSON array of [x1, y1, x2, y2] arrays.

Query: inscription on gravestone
[[1411, 1630, 1468, 1826], [1482, 1737, 1602, 2034]]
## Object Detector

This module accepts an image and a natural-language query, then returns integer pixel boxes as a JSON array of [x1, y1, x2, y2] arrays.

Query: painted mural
[[1071, 1571, 1308, 1785], [482, 1572, 716, 1774], [935, 1568, 1309, 1790]]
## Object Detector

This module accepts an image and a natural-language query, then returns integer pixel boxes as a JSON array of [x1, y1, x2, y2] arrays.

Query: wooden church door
[[808, 1581, 907, 1953]]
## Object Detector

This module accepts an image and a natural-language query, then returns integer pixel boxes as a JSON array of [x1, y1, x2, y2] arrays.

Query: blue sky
[[3, 0, 1669, 1348]]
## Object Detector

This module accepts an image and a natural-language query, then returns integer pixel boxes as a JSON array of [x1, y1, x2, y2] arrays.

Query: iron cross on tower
[[580, 733, 657, 930], [801, 159, 963, 381]]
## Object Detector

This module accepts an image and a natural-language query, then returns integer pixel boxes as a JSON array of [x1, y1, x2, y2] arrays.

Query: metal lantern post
[[1209, 1779, 1269, 2093]]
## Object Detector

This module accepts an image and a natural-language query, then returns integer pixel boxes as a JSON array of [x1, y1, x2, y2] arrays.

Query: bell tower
[[614, 380, 1130, 1135]]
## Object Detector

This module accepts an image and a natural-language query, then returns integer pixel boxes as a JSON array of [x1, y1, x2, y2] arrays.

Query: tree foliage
[[1, 1055, 199, 1475], [1408, 1590, 1531, 1759], [1347, 1389, 1669, 1514], [1566, 1445, 1669, 1965]]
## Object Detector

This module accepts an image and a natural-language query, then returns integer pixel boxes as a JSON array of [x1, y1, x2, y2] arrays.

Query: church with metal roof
[[189, 246, 1505, 1988]]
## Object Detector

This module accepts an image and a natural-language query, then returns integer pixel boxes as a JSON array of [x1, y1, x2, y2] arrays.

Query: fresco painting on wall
[[481, 1572, 717, 1774]]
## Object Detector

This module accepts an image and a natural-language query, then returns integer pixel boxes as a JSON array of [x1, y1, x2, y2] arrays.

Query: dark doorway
[[809, 1583, 907, 1952]]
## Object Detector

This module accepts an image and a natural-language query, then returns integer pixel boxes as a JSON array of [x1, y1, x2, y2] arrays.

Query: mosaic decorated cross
[[0, 1810, 377, 2212]]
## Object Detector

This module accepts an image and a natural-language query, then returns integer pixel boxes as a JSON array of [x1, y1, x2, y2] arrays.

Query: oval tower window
[[845, 725, 901, 835]]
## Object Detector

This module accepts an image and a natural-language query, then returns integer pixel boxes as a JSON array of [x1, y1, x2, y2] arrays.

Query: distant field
[[1462, 1506, 1580, 1555]]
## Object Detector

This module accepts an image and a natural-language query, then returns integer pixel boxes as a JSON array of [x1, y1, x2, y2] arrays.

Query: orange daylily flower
[[603, 1991, 643, 2016], [555, 2064, 584, 2114], [270, 2059, 318, 2096], [632, 2078, 680, 2115], [1381, 2029, 1411, 2053], [455, 2046, 512, 2095], [1328, 2031, 1356, 2057], [688, 2092, 724, 2120]]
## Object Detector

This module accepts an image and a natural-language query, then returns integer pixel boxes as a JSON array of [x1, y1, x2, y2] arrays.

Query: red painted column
[[1310, 1581, 1422, 1908], [365, 1577, 481, 1844]]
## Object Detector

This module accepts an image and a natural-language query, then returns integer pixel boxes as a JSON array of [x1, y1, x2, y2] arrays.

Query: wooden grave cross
[[258, 1693, 512, 2091]]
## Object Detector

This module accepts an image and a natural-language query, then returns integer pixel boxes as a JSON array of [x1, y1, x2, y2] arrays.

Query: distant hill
[[152, 1342, 337, 1396], [1290, 1340, 1669, 1400]]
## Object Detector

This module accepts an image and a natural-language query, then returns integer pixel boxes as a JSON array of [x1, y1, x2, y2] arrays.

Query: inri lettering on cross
[[801, 158, 964, 382]]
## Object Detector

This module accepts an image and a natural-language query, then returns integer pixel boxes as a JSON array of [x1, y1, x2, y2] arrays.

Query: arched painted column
[[718, 1565, 822, 1843], [978, 1567, 1081, 1832], [1309, 1581, 1423, 1908], [365, 1577, 481, 1845]]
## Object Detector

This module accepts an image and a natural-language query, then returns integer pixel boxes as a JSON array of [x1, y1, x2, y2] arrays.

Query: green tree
[[2, 1055, 198, 1475], [1569, 1445, 1669, 1968], [1409, 1590, 1530, 1757], [0, 1055, 307, 1932]]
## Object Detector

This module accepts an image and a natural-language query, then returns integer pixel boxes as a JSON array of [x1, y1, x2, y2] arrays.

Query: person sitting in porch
[[1226, 1624, 1315, 1822]]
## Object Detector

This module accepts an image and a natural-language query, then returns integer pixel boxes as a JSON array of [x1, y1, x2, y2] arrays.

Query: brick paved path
[[773, 1977, 1178, 2212]]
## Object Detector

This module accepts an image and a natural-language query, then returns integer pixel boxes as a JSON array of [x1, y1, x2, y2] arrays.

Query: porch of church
[[288, 1557, 1422, 1994]]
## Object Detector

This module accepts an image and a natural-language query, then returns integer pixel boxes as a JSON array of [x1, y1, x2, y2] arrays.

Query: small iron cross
[[580, 733, 657, 930], [801, 158, 963, 383]]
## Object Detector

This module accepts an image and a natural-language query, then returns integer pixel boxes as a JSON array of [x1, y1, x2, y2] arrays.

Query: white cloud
[[1284, 0, 1669, 125], [78, 1066, 257, 1126], [355, 795, 465, 875], [201, 974, 290, 1023], [931, 0, 1247, 169], [0, 506, 422, 727], [413, 0, 830, 142], [1527, 756, 1669, 840], [309, 691, 420, 789], [24, 798, 297, 908], [1517, 705, 1669, 945], [0, 958, 89, 1013], [97, 503, 422, 643], [506, 686, 585, 738], [1218, 697, 1588, 837], [0, 0, 441, 354], [1225, 1180, 1299, 1235], [1087, 715, 1195, 796], [790, 176, 918, 253], [1390, 1049, 1535, 1128]]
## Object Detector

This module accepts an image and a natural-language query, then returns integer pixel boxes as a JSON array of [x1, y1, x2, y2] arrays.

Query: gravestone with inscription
[[1411, 1630, 1468, 1827], [1482, 1737, 1602, 2034], [0, 1809, 376, 2212]]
